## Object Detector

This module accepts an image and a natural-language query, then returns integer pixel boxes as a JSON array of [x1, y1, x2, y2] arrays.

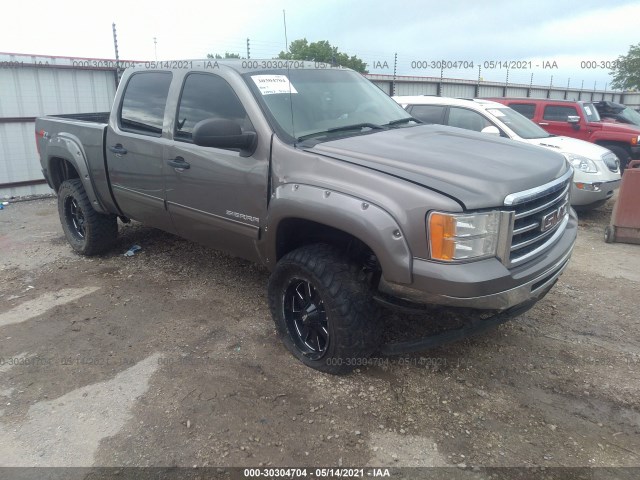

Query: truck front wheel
[[58, 179, 117, 256], [268, 244, 382, 374]]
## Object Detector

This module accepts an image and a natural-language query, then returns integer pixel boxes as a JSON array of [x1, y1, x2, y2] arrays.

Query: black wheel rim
[[282, 278, 329, 360], [65, 196, 86, 239]]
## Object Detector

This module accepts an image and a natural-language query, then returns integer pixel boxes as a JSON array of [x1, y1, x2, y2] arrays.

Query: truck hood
[[521, 135, 610, 159], [307, 125, 568, 210], [594, 121, 640, 135]]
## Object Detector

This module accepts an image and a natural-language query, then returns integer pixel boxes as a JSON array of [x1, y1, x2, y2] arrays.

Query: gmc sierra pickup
[[36, 61, 577, 374]]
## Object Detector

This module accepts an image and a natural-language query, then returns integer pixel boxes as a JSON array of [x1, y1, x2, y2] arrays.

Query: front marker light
[[428, 211, 500, 261]]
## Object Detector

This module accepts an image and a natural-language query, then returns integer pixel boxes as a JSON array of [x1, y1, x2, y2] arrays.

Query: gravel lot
[[0, 195, 639, 475]]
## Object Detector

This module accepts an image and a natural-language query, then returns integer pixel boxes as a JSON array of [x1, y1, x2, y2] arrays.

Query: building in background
[[2, 52, 638, 198]]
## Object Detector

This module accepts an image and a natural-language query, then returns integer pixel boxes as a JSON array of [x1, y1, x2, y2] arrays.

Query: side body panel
[[36, 117, 117, 214]]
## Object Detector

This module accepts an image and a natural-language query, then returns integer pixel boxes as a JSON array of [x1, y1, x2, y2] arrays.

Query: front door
[[539, 104, 589, 141], [164, 72, 268, 262]]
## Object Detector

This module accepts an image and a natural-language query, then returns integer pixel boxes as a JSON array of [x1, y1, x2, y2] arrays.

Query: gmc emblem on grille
[[540, 203, 568, 232]]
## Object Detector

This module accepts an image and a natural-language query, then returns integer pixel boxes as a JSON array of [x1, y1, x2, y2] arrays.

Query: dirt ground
[[0, 195, 639, 476]]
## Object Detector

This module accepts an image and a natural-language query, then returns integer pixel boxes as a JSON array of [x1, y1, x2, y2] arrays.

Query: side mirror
[[481, 125, 501, 136], [567, 115, 580, 130], [192, 118, 257, 157]]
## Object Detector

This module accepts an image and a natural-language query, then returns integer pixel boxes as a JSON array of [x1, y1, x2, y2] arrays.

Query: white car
[[393, 96, 621, 210]]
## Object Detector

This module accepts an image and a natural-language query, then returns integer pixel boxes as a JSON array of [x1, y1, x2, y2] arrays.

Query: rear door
[[164, 72, 268, 262], [539, 103, 589, 140], [105, 71, 176, 231]]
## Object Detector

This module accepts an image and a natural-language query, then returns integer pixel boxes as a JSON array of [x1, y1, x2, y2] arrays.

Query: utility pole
[[392, 52, 397, 96], [502, 68, 509, 97], [112, 23, 121, 86], [246, 38, 250, 59], [154, 37, 158, 60]]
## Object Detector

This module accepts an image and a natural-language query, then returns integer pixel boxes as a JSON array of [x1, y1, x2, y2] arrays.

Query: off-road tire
[[58, 179, 117, 255], [268, 244, 382, 374]]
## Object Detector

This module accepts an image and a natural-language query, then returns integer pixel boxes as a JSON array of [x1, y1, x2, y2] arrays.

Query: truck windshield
[[486, 107, 551, 139], [619, 106, 640, 126], [243, 68, 415, 143], [582, 103, 601, 122]]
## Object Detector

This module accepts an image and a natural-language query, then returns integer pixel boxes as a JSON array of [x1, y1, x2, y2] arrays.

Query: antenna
[[283, 9, 296, 145], [112, 23, 121, 86]]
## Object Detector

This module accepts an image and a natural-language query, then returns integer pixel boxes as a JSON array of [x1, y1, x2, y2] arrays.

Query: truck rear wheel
[[58, 179, 117, 256], [268, 244, 382, 374]]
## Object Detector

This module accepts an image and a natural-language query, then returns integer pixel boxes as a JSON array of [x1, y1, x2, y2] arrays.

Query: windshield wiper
[[327, 123, 387, 132], [297, 123, 386, 142], [385, 117, 422, 126]]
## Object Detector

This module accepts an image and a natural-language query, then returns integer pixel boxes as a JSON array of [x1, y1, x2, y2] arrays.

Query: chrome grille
[[503, 170, 573, 266]]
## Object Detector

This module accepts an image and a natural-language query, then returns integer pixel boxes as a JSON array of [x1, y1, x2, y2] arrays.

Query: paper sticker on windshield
[[487, 109, 506, 117], [584, 106, 592, 115], [251, 75, 298, 95]]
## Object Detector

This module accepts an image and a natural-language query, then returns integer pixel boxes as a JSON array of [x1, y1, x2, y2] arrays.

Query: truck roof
[[121, 59, 350, 75]]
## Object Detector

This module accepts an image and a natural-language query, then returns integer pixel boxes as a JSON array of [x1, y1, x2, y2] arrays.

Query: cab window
[[447, 107, 492, 132], [509, 103, 535, 119], [407, 105, 445, 124], [175, 73, 253, 142], [543, 105, 578, 121], [119, 72, 172, 136]]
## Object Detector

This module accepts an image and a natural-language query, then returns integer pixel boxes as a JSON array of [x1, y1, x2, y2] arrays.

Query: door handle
[[538, 122, 549, 126], [109, 144, 128, 155], [167, 157, 190, 169]]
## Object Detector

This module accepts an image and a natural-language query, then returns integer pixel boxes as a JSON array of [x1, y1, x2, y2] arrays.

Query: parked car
[[594, 100, 640, 127], [35, 61, 577, 374], [487, 97, 640, 171], [393, 96, 621, 210]]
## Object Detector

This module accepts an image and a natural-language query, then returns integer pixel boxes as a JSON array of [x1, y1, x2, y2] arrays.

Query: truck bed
[[36, 113, 118, 215], [45, 112, 110, 124]]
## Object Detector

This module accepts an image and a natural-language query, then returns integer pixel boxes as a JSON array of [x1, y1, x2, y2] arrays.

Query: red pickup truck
[[488, 98, 640, 171]]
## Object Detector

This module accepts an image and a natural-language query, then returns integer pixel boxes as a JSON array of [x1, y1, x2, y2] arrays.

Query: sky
[[1, 0, 639, 90]]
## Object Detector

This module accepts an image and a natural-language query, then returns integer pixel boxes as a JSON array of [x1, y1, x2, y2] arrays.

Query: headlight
[[564, 153, 598, 173], [428, 211, 500, 261]]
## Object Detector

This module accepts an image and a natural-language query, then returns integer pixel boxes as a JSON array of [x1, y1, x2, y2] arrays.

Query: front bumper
[[571, 179, 620, 207], [379, 209, 578, 311]]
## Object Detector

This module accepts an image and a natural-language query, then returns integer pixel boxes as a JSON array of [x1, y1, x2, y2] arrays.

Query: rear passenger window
[[408, 105, 445, 124], [543, 105, 578, 121], [509, 103, 535, 119], [119, 72, 172, 136], [175, 73, 253, 142]]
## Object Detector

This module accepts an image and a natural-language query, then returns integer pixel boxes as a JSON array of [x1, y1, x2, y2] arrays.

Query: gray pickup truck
[[36, 60, 577, 373]]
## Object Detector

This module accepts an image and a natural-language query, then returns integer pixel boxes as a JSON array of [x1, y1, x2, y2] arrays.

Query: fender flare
[[266, 183, 413, 284], [45, 133, 108, 214]]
